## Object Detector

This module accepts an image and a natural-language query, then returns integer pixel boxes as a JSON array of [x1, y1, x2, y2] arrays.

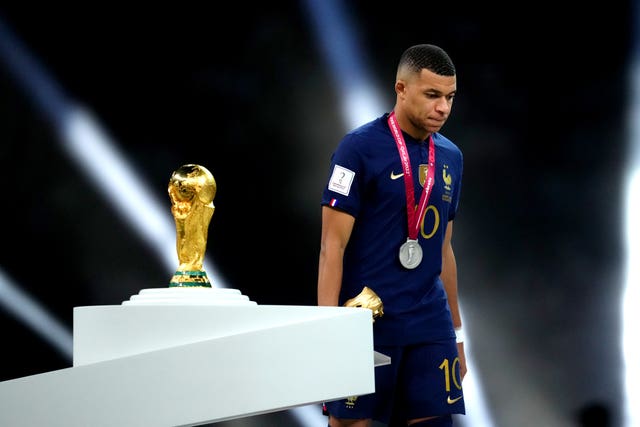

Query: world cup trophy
[[168, 164, 216, 287]]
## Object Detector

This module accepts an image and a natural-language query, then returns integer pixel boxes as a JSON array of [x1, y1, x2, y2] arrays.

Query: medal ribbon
[[387, 111, 435, 240]]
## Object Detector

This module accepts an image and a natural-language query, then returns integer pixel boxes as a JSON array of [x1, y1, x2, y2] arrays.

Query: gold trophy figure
[[168, 164, 216, 287], [344, 286, 384, 322]]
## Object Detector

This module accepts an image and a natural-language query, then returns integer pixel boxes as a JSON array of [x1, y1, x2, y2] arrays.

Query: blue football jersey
[[321, 113, 463, 345]]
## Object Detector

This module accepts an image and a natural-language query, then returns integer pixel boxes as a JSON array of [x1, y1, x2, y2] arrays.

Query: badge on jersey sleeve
[[328, 164, 355, 196]]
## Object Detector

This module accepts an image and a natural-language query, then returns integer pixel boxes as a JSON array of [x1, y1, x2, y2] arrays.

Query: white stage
[[0, 287, 387, 426]]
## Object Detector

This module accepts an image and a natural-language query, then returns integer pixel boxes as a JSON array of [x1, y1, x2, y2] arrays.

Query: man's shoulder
[[433, 132, 462, 156], [342, 114, 389, 145], [433, 132, 458, 148]]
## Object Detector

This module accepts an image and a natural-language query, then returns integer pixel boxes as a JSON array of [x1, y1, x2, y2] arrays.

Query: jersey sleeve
[[320, 133, 365, 218], [448, 147, 463, 221]]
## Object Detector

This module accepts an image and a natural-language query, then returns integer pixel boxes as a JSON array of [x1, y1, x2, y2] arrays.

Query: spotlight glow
[[0, 268, 72, 360], [622, 170, 639, 427], [623, 67, 640, 427]]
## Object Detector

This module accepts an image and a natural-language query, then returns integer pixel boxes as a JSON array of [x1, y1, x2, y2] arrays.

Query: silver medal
[[399, 238, 422, 269]]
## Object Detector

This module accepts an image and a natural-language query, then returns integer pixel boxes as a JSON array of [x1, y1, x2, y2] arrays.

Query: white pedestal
[[0, 289, 388, 427]]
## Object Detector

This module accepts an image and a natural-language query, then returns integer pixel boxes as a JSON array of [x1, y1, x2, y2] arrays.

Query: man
[[318, 44, 467, 427]]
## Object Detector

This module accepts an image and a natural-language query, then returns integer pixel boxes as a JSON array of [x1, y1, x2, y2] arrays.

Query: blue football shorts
[[324, 339, 465, 424]]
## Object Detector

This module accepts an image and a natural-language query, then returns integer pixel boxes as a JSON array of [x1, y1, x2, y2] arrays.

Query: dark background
[[0, 2, 634, 426]]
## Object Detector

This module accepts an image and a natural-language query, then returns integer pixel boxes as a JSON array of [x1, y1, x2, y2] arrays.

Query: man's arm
[[442, 219, 467, 380], [318, 206, 355, 306]]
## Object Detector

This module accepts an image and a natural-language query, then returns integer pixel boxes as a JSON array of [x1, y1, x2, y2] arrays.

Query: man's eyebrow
[[425, 88, 457, 96]]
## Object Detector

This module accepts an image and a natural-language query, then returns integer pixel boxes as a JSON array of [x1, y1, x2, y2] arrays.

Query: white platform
[[121, 286, 257, 306], [0, 290, 387, 427]]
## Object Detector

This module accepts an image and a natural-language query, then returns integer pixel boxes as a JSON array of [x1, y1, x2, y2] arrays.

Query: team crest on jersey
[[419, 164, 428, 186], [345, 396, 358, 408], [442, 164, 453, 202]]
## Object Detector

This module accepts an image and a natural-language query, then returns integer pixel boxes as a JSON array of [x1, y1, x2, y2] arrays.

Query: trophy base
[[121, 287, 256, 305], [169, 270, 211, 287]]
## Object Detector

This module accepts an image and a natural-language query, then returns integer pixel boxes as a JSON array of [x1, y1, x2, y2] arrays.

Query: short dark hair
[[397, 44, 456, 77]]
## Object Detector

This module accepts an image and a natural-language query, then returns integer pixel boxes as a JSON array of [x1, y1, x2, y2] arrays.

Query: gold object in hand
[[344, 286, 384, 322]]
